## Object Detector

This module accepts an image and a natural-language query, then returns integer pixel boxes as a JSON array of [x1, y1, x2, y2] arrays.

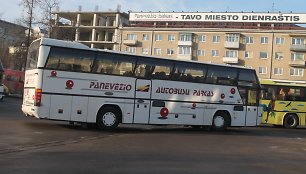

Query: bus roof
[[38, 37, 89, 50], [36, 37, 254, 71], [260, 78, 306, 87]]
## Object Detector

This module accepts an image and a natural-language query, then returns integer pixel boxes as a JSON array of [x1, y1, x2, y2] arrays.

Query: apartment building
[[0, 20, 27, 70], [120, 12, 306, 82]]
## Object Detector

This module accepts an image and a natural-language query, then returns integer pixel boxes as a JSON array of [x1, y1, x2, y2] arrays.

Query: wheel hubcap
[[102, 112, 116, 126], [214, 116, 225, 128], [287, 117, 295, 126]]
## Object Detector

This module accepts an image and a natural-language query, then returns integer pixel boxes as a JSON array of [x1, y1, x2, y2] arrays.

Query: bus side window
[[277, 87, 287, 100], [135, 64, 148, 78], [173, 62, 206, 83], [261, 88, 273, 100], [206, 66, 237, 85], [152, 65, 171, 80], [135, 59, 173, 80], [93, 53, 136, 76], [46, 47, 94, 73], [238, 69, 259, 88]]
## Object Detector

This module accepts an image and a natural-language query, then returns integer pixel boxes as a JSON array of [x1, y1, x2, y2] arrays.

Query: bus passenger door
[[133, 79, 152, 124], [245, 89, 259, 126]]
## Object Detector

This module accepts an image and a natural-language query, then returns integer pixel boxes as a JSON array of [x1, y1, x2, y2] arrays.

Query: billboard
[[129, 12, 306, 23]]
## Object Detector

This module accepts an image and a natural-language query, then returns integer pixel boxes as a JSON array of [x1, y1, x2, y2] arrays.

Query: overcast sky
[[1, 0, 306, 24]]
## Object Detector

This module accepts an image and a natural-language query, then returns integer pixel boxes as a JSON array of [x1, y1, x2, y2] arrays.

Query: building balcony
[[178, 41, 193, 46], [289, 60, 306, 67], [290, 44, 306, 51], [123, 39, 138, 46], [224, 41, 240, 49], [223, 57, 239, 64]]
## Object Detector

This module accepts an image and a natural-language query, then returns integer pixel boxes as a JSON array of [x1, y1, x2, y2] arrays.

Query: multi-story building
[[52, 11, 129, 50], [121, 12, 306, 82], [0, 20, 27, 70]]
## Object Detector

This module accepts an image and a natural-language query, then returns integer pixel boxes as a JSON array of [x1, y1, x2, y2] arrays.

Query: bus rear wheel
[[212, 112, 230, 131], [96, 107, 121, 131], [283, 114, 298, 129]]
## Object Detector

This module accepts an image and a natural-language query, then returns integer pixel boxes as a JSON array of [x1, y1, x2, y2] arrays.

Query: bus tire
[[283, 114, 299, 129], [96, 107, 121, 131], [212, 112, 230, 131]]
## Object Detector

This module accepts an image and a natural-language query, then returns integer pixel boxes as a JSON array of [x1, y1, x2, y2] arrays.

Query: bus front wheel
[[212, 112, 230, 131], [96, 107, 121, 131], [283, 114, 299, 129]]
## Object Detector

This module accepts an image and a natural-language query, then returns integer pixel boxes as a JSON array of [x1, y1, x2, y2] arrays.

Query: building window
[[276, 37, 285, 45], [168, 35, 175, 41], [291, 53, 304, 61], [155, 34, 162, 41], [245, 51, 253, 59], [260, 52, 268, 59], [142, 34, 149, 41], [274, 68, 283, 75], [127, 34, 137, 40], [197, 50, 205, 56], [212, 50, 219, 57], [213, 35, 220, 43], [126, 47, 136, 53], [199, 35, 206, 42], [275, 52, 284, 60], [260, 36, 269, 44], [245, 36, 254, 44], [179, 33, 192, 41], [225, 34, 239, 42], [154, 48, 161, 55], [178, 46, 191, 55], [167, 48, 174, 55], [225, 50, 238, 58], [292, 38, 305, 45], [259, 66, 267, 74], [142, 48, 149, 55], [290, 68, 304, 76]]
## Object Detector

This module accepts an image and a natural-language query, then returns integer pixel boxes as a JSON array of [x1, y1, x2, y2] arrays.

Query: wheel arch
[[97, 104, 123, 123], [213, 110, 232, 126], [283, 113, 299, 126]]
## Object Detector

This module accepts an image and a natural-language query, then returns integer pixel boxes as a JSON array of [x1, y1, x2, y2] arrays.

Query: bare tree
[[19, 0, 38, 70], [37, 0, 60, 37]]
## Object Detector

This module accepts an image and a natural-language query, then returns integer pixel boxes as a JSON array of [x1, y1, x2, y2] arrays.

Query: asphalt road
[[1, 97, 306, 174]]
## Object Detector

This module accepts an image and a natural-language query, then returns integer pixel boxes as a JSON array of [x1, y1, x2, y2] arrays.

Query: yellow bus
[[261, 79, 306, 128]]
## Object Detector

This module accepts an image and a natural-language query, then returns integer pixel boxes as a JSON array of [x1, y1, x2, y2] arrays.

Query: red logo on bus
[[230, 88, 236, 94], [51, 71, 57, 77], [192, 103, 196, 109], [66, 80, 74, 89], [221, 93, 225, 99], [159, 107, 169, 119]]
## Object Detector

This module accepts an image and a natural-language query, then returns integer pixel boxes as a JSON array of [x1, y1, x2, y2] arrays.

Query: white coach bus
[[22, 38, 262, 131]]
